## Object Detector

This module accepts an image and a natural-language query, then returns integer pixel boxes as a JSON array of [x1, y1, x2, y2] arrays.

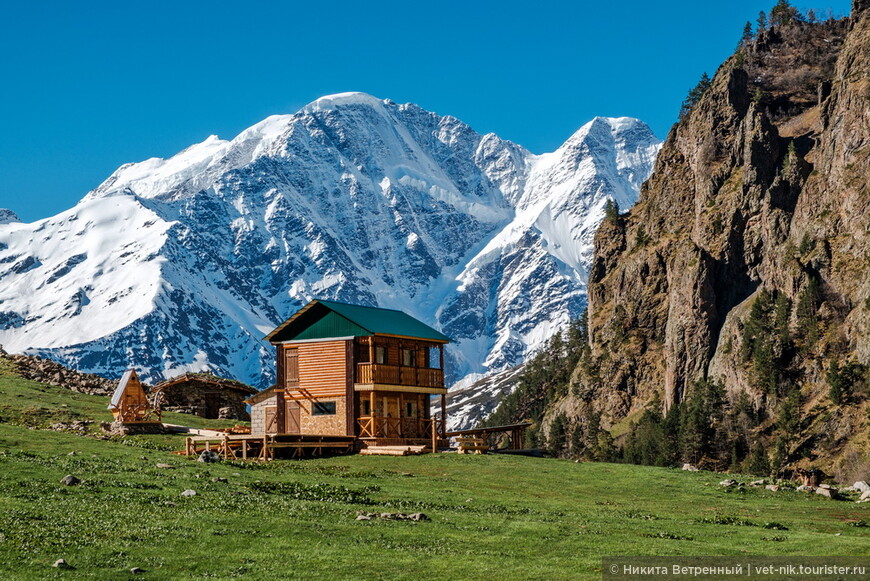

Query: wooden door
[[385, 397, 400, 437], [264, 406, 278, 434], [204, 392, 220, 419], [286, 400, 300, 433]]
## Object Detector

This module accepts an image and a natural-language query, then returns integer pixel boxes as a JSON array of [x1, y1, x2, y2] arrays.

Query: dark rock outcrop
[[546, 2, 869, 473]]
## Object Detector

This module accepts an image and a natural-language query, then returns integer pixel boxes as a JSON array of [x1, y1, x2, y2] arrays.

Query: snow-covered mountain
[[0, 92, 660, 390], [0, 209, 19, 225]]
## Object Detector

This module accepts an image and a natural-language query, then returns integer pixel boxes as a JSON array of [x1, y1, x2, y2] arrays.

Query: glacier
[[0, 93, 660, 393]]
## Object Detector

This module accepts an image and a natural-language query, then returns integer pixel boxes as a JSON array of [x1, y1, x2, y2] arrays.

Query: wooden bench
[[456, 436, 488, 454]]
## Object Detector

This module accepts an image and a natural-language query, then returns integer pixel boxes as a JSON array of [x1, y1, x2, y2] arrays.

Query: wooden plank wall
[[295, 340, 347, 397]]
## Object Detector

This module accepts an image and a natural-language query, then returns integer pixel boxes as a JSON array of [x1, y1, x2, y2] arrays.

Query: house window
[[375, 346, 386, 364], [428, 346, 442, 369], [402, 348, 415, 367], [312, 401, 337, 416], [405, 401, 417, 417], [361, 399, 371, 416]]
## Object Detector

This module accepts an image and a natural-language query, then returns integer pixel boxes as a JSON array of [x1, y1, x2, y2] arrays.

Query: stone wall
[[299, 397, 347, 436], [154, 380, 250, 420]]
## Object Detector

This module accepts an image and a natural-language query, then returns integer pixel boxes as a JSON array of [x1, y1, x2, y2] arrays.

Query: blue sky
[[0, 0, 852, 223]]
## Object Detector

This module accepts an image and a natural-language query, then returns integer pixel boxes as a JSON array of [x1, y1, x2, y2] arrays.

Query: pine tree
[[757, 11, 768, 32], [740, 21, 754, 47], [603, 198, 620, 222], [679, 73, 712, 120], [770, 0, 802, 27], [827, 360, 844, 404], [747, 441, 771, 476]]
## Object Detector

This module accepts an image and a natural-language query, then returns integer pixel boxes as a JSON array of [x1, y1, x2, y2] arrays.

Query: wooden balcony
[[355, 363, 444, 389]]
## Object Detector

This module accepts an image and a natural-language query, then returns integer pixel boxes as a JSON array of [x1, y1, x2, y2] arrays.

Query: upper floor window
[[375, 346, 386, 364], [402, 348, 415, 367], [428, 346, 442, 369]]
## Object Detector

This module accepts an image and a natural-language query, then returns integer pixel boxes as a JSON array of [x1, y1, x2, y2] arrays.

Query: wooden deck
[[183, 433, 356, 460]]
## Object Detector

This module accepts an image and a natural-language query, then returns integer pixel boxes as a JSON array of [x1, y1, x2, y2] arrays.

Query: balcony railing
[[355, 363, 444, 388], [357, 416, 445, 439]]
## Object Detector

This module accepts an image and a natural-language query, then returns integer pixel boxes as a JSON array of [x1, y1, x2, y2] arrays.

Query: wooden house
[[108, 369, 160, 424], [150, 372, 257, 420], [247, 299, 450, 450]]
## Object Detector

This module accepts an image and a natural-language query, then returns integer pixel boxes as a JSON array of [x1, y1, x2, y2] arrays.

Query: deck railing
[[357, 416, 444, 439], [355, 363, 444, 388]]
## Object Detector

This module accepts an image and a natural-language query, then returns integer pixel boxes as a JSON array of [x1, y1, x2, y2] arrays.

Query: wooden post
[[242, 439, 248, 460], [440, 394, 447, 437], [368, 336, 374, 366], [369, 390, 376, 436], [431, 416, 437, 454]]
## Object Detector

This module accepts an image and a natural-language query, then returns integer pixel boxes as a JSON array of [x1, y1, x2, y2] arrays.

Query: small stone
[[818, 483, 834, 490], [860, 490, 870, 501], [750, 479, 765, 486], [212, 477, 228, 483], [67, 451, 77, 456], [53, 559, 71, 569], [796, 484, 813, 492], [156, 463, 174, 469], [130, 567, 144, 574], [380, 512, 394, 519], [164, 501, 177, 507], [60, 474, 81, 486], [408, 512, 429, 521], [356, 514, 372, 521], [140, 456, 147, 460], [765, 484, 779, 492], [180, 489, 197, 497], [682, 463, 699, 472], [198, 450, 221, 463], [401, 472, 414, 477], [719, 479, 738, 487]]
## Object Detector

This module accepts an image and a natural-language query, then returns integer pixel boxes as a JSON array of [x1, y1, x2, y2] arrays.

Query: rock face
[[543, 2, 869, 472], [0, 95, 660, 388], [0, 351, 115, 395]]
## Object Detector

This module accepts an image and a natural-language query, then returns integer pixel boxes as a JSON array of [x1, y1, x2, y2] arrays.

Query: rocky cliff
[[543, 2, 869, 476]]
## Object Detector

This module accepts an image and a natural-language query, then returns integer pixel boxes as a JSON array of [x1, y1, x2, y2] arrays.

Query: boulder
[[198, 450, 221, 463], [796, 484, 814, 492], [180, 489, 197, 497], [860, 490, 870, 501], [815, 487, 838, 499], [854, 481, 870, 493], [60, 475, 81, 486]]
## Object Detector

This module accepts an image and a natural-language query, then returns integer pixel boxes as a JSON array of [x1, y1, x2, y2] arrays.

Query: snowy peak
[[0, 209, 19, 225], [0, 95, 660, 391]]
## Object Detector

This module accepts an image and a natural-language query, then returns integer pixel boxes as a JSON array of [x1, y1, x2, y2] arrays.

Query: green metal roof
[[264, 299, 451, 343]]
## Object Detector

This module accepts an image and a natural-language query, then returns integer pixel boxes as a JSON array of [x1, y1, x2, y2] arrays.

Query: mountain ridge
[[0, 93, 660, 390]]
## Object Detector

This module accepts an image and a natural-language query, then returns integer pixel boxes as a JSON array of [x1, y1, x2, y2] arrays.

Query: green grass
[[0, 368, 868, 579]]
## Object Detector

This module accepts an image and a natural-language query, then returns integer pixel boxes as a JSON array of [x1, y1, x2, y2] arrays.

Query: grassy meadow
[[0, 363, 868, 580]]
